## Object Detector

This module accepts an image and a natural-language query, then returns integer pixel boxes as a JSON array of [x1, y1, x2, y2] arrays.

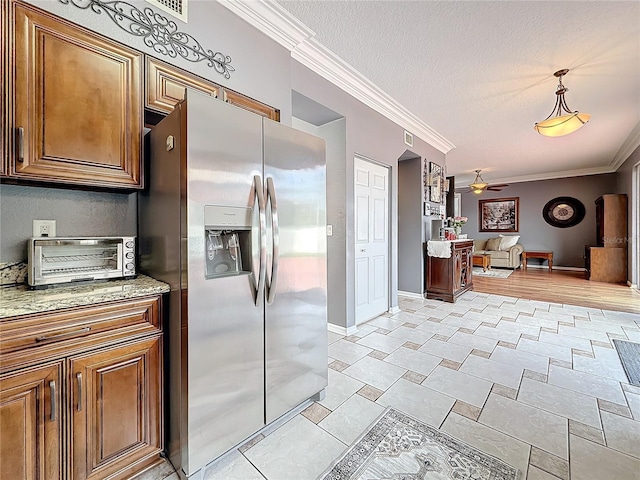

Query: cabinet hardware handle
[[35, 326, 91, 343], [49, 380, 56, 422], [76, 373, 83, 411], [16, 127, 24, 163]]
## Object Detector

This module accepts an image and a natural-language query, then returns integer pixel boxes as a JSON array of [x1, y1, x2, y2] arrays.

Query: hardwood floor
[[473, 267, 640, 314]]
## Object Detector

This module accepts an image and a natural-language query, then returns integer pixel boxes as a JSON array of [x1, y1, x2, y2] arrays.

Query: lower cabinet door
[[0, 361, 63, 480], [69, 335, 162, 480]]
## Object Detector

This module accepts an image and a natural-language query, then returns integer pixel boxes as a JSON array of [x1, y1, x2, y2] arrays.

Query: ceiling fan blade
[[486, 186, 504, 191], [488, 184, 509, 188]]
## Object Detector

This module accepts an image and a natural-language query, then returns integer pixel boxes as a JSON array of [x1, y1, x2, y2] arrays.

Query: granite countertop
[[0, 275, 170, 319]]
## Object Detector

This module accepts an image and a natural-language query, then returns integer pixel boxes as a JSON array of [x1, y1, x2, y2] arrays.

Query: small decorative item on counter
[[444, 228, 456, 240], [447, 216, 468, 236]]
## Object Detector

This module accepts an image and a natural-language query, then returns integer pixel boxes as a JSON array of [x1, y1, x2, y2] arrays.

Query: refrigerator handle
[[266, 177, 279, 305], [254, 175, 267, 307]]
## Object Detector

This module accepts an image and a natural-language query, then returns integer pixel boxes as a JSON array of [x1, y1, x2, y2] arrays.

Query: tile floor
[[138, 291, 640, 480]]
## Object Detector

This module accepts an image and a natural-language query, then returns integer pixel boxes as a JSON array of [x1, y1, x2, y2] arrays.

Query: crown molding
[[292, 39, 455, 154], [218, 0, 455, 154], [218, 0, 314, 50], [455, 165, 618, 188], [610, 122, 640, 171]]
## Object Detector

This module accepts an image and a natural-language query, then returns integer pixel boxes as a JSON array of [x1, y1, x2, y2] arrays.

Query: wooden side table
[[523, 251, 553, 272], [472, 254, 491, 272]]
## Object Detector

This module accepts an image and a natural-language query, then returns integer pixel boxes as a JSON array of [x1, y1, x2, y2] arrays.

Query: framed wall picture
[[479, 197, 519, 232], [423, 158, 430, 202], [429, 162, 442, 203]]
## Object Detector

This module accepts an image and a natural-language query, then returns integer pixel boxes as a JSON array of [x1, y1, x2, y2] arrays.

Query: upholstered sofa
[[473, 237, 524, 269]]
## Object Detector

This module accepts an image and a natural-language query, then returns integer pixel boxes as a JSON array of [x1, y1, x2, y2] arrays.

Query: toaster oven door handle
[[35, 326, 91, 343]]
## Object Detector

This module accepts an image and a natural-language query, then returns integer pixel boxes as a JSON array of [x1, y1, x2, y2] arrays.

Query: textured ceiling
[[277, 1, 640, 187]]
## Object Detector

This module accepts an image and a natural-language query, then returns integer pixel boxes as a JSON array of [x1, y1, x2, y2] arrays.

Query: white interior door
[[354, 156, 389, 324]]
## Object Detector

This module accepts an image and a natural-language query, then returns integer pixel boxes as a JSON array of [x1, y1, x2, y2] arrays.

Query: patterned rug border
[[612, 339, 640, 386], [319, 407, 521, 480]]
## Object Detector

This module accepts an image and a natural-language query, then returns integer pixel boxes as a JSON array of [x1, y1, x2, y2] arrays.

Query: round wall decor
[[542, 196, 585, 228]]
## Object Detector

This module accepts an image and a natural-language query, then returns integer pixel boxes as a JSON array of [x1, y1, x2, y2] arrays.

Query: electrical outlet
[[33, 220, 56, 237]]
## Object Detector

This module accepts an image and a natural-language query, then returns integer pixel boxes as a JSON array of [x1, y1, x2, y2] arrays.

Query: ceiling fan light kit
[[535, 69, 591, 137], [468, 169, 503, 194]]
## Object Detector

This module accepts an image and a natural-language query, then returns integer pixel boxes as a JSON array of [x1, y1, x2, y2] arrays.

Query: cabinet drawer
[[0, 297, 161, 370]]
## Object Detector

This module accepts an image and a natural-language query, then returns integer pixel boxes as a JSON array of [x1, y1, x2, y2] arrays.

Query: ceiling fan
[[466, 170, 509, 195]]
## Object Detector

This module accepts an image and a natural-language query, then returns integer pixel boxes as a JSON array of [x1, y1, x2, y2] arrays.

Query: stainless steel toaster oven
[[27, 236, 136, 288]]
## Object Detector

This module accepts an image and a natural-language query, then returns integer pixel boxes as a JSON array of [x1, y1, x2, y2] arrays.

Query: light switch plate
[[326, 225, 333, 236]]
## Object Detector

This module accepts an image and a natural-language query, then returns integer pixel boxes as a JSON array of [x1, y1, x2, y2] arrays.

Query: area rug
[[612, 339, 640, 386], [472, 267, 513, 279], [319, 408, 520, 480]]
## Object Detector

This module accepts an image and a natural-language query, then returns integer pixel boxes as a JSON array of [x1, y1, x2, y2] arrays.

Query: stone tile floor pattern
[[137, 291, 640, 480]]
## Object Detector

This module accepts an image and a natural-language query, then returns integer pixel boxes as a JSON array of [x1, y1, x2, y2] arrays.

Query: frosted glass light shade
[[534, 112, 591, 137]]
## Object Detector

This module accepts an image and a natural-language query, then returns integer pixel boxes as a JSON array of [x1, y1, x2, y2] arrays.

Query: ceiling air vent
[[146, 0, 187, 23]]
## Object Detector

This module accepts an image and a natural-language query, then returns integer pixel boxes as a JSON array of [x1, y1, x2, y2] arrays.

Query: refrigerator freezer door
[[263, 119, 328, 424], [184, 97, 265, 474]]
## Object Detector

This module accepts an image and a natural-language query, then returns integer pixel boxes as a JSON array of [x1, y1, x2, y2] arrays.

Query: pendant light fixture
[[469, 170, 488, 194], [534, 69, 590, 137]]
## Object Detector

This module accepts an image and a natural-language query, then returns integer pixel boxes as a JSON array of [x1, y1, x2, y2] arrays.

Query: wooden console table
[[425, 240, 473, 303], [522, 251, 553, 272], [472, 254, 491, 272]]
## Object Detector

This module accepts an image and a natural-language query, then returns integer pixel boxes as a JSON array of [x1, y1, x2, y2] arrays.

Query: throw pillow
[[499, 234, 520, 250], [485, 237, 502, 251]]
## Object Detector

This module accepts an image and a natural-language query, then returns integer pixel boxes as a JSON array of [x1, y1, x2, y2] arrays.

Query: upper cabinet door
[[11, 2, 143, 189], [146, 56, 219, 114]]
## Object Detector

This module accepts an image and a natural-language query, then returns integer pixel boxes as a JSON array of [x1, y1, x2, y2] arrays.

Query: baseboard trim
[[398, 290, 424, 299], [388, 305, 402, 314], [525, 264, 586, 272], [328, 323, 358, 336]]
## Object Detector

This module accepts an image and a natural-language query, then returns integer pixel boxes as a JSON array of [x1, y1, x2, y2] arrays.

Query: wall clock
[[542, 196, 585, 228]]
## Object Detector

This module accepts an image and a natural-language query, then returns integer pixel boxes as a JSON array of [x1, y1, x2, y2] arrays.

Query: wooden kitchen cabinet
[[7, 1, 143, 189], [1, 1, 8, 174], [145, 55, 280, 121], [222, 88, 280, 121], [146, 56, 220, 114], [0, 295, 163, 480], [70, 336, 162, 480], [0, 362, 63, 480], [425, 240, 474, 302]]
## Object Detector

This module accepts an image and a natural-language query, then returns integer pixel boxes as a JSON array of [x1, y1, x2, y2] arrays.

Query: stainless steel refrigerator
[[139, 93, 327, 477]]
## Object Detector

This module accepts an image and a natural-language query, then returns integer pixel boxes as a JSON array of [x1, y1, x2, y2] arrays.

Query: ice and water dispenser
[[204, 205, 252, 278]]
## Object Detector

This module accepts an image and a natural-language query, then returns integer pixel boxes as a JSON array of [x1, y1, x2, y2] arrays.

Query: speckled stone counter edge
[[0, 274, 170, 319], [0, 262, 27, 287]]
